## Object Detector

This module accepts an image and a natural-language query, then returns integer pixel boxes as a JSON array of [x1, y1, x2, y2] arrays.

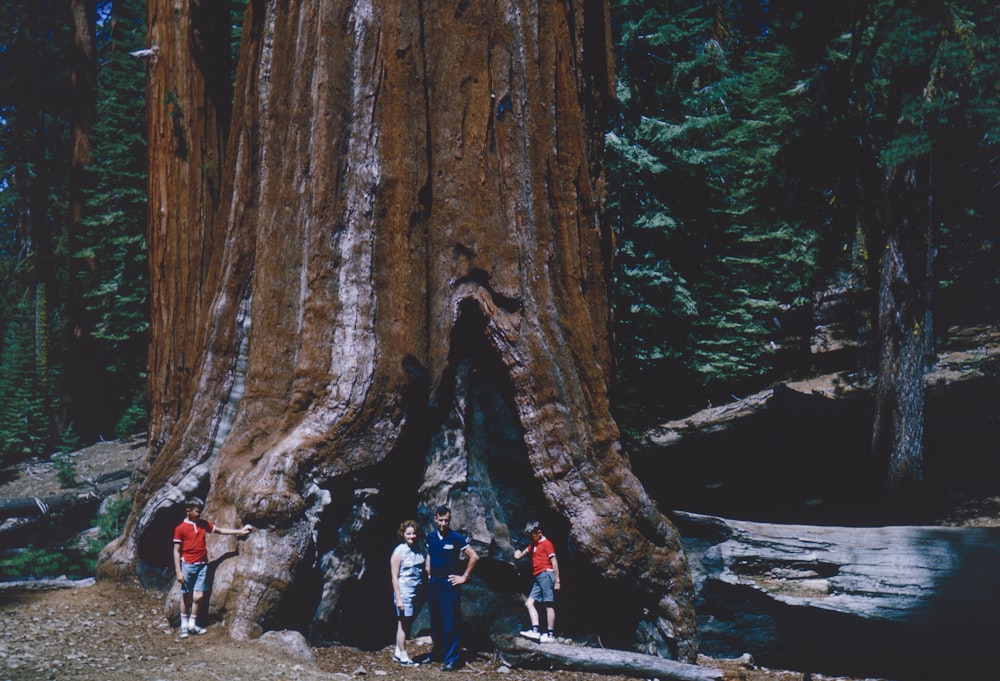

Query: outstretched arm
[[213, 524, 254, 536]]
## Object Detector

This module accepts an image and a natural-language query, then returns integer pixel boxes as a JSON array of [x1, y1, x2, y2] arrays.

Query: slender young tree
[[65, 0, 98, 438]]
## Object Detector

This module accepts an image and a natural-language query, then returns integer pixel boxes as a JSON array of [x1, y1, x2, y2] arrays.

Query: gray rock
[[256, 629, 316, 666]]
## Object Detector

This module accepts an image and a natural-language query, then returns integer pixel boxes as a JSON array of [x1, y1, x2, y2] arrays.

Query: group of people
[[171, 499, 560, 671], [390, 507, 561, 670]]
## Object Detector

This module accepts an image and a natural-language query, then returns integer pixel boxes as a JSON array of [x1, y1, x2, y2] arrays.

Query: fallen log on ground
[[0, 492, 97, 520], [674, 510, 1000, 679], [674, 510, 1000, 623], [0, 470, 130, 521], [0, 576, 95, 592], [493, 634, 724, 680]]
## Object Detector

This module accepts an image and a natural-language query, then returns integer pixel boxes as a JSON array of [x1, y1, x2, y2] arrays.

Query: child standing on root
[[172, 497, 253, 638], [514, 520, 560, 643]]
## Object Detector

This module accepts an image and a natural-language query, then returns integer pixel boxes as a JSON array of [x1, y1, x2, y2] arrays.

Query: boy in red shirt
[[514, 520, 560, 643], [172, 497, 253, 638]]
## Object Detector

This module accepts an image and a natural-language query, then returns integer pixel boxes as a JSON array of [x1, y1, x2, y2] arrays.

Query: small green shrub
[[0, 545, 76, 580], [96, 496, 132, 542], [52, 451, 78, 488], [114, 395, 147, 440]]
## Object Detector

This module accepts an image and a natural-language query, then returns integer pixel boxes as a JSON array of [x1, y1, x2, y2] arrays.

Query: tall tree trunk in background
[[144, 0, 233, 450], [101, 0, 697, 661], [66, 0, 97, 435], [870, 160, 932, 494]]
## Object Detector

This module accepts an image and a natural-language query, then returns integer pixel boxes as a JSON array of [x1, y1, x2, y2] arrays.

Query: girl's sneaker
[[393, 649, 417, 666]]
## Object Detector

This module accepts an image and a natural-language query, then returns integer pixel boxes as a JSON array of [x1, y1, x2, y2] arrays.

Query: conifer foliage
[[608, 0, 1000, 491], [77, 0, 148, 440], [0, 0, 997, 497], [0, 0, 148, 465], [608, 0, 822, 416]]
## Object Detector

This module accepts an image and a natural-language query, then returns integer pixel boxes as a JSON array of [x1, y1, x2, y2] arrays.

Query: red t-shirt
[[529, 536, 556, 576], [173, 518, 215, 564]]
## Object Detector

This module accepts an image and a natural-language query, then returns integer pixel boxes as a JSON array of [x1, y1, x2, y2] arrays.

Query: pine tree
[[0, 0, 74, 462], [77, 0, 148, 439], [608, 0, 821, 415]]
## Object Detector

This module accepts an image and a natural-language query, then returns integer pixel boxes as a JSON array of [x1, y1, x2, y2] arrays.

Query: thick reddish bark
[[144, 0, 233, 450], [101, 0, 697, 661]]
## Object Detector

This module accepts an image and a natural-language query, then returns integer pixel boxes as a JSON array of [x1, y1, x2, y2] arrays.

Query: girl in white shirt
[[390, 519, 425, 665]]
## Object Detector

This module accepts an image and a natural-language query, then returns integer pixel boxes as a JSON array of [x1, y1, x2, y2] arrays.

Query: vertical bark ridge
[[104, 0, 696, 660]]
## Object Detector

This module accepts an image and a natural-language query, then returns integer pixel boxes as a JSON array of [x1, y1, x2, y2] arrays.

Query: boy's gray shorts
[[528, 570, 555, 603]]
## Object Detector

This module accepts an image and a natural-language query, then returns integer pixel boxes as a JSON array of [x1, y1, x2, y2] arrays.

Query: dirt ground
[[0, 439, 953, 681], [0, 580, 885, 681]]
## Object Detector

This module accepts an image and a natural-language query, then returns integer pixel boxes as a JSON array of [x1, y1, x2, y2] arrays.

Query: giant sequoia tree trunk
[[144, 0, 234, 450], [100, 0, 697, 660]]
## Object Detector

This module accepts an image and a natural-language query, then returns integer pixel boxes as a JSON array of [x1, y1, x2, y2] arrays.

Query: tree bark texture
[[101, 0, 697, 661], [871, 161, 932, 493], [144, 0, 234, 450]]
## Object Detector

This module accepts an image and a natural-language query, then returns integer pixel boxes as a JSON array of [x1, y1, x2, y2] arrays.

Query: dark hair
[[434, 505, 451, 517], [524, 520, 541, 535], [184, 497, 205, 510], [397, 519, 421, 541]]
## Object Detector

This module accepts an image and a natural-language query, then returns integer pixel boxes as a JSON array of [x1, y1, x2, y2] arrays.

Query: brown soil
[[0, 580, 880, 681]]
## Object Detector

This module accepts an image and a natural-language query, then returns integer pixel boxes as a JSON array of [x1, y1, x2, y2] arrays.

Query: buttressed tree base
[[99, 0, 697, 660]]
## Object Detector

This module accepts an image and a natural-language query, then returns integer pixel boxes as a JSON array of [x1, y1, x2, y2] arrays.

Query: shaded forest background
[[2, 0, 999, 492]]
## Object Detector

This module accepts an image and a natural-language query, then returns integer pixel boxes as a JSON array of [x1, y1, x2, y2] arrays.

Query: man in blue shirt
[[419, 505, 479, 671]]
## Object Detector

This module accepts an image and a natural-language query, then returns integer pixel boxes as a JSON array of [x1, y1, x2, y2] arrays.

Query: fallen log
[[0, 490, 110, 524], [0, 472, 130, 522], [493, 634, 723, 681], [0, 493, 90, 519], [674, 510, 1000, 623], [0, 576, 95, 592], [675, 510, 1000, 679]]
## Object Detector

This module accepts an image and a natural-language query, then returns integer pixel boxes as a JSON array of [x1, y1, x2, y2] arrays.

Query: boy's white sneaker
[[188, 624, 207, 635], [539, 632, 555, 643], [179, 626, 190, 639], [520, 629, 541, 641]]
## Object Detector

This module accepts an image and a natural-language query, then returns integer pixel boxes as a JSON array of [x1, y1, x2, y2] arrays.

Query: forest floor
[[0, 580, 886, 681], [7, 433, 998, 681]]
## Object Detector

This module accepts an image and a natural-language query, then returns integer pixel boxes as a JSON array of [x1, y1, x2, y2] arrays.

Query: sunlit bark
[[101, 0, 697, 661]]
